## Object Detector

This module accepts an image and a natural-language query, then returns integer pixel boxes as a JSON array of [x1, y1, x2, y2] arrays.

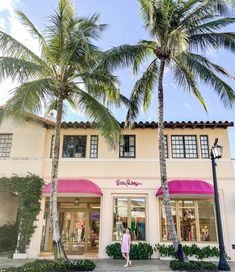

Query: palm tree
[[100, 0, 235, 260], [0, 0, 124, 260]]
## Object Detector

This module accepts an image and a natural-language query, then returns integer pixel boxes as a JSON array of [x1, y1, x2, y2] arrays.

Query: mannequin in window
[[201, 226, 210, 241], [116, 216, 124, 241], [75, 220, 85, 243]]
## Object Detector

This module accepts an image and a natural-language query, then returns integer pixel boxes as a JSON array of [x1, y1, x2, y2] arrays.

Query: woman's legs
[[126, 253, 130, 265], [122, 253, 129, 267]]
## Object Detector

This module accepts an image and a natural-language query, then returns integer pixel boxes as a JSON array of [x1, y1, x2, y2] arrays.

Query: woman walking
[[121, 228, 131, 267]]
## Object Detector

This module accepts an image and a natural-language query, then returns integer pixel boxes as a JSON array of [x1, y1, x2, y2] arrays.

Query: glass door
[[88, 211, 100, 252]]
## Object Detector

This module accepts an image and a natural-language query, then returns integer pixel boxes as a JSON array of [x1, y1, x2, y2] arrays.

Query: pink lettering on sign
[[115, 179, 142, 187]]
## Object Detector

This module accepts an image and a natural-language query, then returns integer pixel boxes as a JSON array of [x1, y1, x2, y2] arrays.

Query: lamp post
[[210, 138, 230, 271]]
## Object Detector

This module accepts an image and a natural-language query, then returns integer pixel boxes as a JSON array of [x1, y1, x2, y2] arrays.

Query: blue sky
[[0, 0, 235, 157]]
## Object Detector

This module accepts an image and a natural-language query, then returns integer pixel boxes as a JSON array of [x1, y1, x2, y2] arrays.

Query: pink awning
[[156, 179, 214, 197], [42, 179, 102, 196]]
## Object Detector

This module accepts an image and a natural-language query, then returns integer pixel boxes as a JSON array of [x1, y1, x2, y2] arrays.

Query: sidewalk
[[1, 258, 235, 272]]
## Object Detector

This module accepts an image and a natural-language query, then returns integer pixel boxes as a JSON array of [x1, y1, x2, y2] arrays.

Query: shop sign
[[115, 178, 142, 187]]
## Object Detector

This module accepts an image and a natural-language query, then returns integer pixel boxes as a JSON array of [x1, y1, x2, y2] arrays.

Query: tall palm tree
[[0, 0, 124, 260], [100, 0, 235, 260]]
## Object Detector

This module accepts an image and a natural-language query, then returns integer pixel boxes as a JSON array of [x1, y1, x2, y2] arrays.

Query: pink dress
[[121, 233, 130, 253]]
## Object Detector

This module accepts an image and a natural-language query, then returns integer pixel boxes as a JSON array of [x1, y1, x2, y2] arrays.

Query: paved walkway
[[1, 258, 235, 271]]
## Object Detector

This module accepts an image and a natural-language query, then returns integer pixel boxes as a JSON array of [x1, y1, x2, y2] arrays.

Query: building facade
[[0, 117, 235, 260]]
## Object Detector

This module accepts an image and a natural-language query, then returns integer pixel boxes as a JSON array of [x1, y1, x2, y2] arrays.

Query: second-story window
[[62, 135, 87, 158], [200, 135, 209, 158], [90, 135, 98, 158], [171, 135, 198, 159], [119, 135, 135, 158], [0, 134, 13, 158]]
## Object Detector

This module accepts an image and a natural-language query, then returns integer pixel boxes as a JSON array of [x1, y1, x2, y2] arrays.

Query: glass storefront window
[[113, 197, 146, 241], [161, 201, 176, 241], [179, 207, 197, 241], [198, 200, 217, 242], [160, 199, 217, 243]]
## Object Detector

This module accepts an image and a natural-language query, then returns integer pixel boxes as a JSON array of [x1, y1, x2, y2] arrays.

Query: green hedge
[[106, 242, 153, 259], [156, 244, 230, 260], [0, 259, 96, 272], [0, 174, 44, 253], [0, 223, 17, 253], [170, 260, 218, 271]]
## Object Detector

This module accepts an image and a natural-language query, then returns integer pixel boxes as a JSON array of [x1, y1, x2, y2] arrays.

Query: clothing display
[[116, 220, 124, 241], [75, 221, 85, 242]]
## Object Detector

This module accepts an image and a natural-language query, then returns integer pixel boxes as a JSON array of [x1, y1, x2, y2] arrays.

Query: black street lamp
[[211, 138, 230, 271]]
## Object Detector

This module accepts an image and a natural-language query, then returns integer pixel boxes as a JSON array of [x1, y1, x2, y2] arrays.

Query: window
[[113, 197, 146, 241], [119, 135, 135, 158], [171, 135, 198, 158], [50, 135, 55, 158], [200, 135, 209, 158], [0, 134, 13, 158], [179, 200, 197, 241], [160, 199, 217, 242], [90, 135, 98, 158], [62, 136, 86, 158]]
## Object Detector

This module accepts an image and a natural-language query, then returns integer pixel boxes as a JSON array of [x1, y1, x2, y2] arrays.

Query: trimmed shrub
[[0, 259, 96, 272], [170, 260, 218, 271], [106, 242, 154, 259], [156, 243, 230, 260]]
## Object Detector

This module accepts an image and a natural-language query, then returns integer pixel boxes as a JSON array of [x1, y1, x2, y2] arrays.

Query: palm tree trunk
[[50, 94, 67, 260], [158, 58, 187, 261]]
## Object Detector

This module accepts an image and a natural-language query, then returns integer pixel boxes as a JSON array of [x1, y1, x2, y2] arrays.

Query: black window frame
[[0, 133, 13, 158], [171, 135, 198, 159], [62, 135, 87, 158], [90, 135, 98, 159], [200, 135, 209, 159], [119, 135, 136, 158]]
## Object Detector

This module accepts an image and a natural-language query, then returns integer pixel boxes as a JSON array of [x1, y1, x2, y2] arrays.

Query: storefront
[[38, 178, 218, 259], [157, 180, 217, 243], [40, 179, 102, 256]]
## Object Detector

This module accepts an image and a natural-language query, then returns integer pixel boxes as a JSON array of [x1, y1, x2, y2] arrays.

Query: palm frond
[[187, 52, 235, 80], [75, 14, 107, 40], [3, 78, 55, 121], [16, 10, 47, 49], [190, 32, 235, 52], [132, 40, 156, 74], [0, 31, 44, 65], [126, 60, 158, 127], [0, 57, 42, 82], [46, 0, 75, 63], [73, 87, 121, 149], [80, 68, 120, 106], [182, 0, 231, 26], [100, 44, 150, 72], [179, 52, 235, 107], [172, 56, 207, 111], [192, 18, 235, 34]]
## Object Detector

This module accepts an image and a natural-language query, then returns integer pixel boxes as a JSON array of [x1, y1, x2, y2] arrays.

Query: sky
[[0, 0, 235, 157]]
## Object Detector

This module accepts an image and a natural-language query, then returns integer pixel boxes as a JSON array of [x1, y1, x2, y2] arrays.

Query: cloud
[[0, 0, 40, 105]]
